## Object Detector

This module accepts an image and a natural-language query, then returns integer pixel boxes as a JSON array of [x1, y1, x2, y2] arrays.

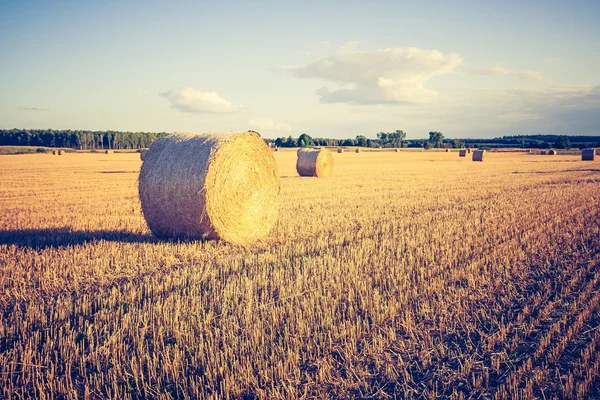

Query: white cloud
[[248, 118, 291, 132], [284, 42, 463, 105], [469, 63, 544, 81], [160, 87, 241, 113]]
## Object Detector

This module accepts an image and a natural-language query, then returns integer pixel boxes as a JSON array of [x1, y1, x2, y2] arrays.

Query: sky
[[1, 0, 599, 139]]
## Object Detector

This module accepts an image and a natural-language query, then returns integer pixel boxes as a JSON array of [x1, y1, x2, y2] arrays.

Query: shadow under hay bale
[[472, 150, 485, 162], [297, 148, 333, 177], [582, 148, 596, 161], [139, 132, 280, 244]]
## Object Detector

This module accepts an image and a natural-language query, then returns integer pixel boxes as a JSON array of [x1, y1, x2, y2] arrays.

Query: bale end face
[[355, 148, 361, 153], [459, 149, 467, 157], [548, 149, 557, 155], [139, 132, 280, 244]]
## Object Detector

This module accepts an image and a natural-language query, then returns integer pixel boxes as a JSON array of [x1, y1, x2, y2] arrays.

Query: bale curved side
[[139, 132, 280, 244], [296, 148, 334, 177]]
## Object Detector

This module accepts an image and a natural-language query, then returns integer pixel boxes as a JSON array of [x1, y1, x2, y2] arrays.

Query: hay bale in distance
[[52, 150, 56, 155], [548, 149, 557, 155], [467, 149, 471, 153], [138, 132, 280, 244], [445, 148, 450, 152], [337, 148, 343, 154], [355, 148, 361, 153], [296, 148, 333, 178], [472, 150, 485, 162], [395, 149, 399, 152], [582, 148, 596, 161], [140, 149, 148, 161], [105, 149, 114, 154], [57, 150, 63, 156], [541, 150, 547, 155], [459, 149, 467, 157]]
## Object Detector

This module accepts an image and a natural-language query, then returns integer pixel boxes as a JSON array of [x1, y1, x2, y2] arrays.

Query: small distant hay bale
[[52, 150, 56, 155], [459, 149, 467, 157], [355, 148, 361, 153], [548, 149, 557, 155], [273, 147, 279, 152], [472, 150, 485, 162], [140, 149, 148, 161], [467, 149, 471, 153], [337, 148, 343, 153], [57, 150, 64, 155], [395, 149, 399, 152], [540, 150, 547, 155], [582, 148, 596, 161], [296, 148, 333, 178], [105, 149, 114, 154], [138, 132, 280, 244], [445, 148, 449, 152], [526, 149, 531, 153]]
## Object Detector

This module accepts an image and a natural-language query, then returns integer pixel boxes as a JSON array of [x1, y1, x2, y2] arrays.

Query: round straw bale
[[139, 132, 280, 244], [582, 148, 596, 161], [459, 149, 467, 157], [395, 149, 399, 152], [57, 150, 63, 155], [105, 149, 114, 154], [337, 148, 343, 153], [52, 150, 56, 155], [355, 148, 361, 153], [548, 149, 556, 155], [472, 149, 485, 161], [467, 148, 471, 153], [445, 148, 449, 152], [296, 148, 333, 177]]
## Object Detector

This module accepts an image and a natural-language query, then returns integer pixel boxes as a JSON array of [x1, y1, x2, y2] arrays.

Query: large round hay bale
[[582, 148, 596, 161], [467, 148, 471, 153], [472, 149, 485, 162], [459, 149, 467, 157], [139, 132, 280, 244], [296, 148, 333, 177], [548, 149, 556, 155]]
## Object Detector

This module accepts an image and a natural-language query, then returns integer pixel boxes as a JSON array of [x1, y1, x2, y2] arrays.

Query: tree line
[[0, 129, 169, 150], [1, 129, 598, 150]]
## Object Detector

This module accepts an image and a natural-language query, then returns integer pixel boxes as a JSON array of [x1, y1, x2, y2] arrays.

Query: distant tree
[[355, 135, 369, 147], [342, 138, 354, 146], [452, 139, 464, 149], [428, 131, 444, 148], [297, 133, 314, 147], [424, 141, 434, 150], [553, 136, 571, 149], [284, 136, 297, 147]]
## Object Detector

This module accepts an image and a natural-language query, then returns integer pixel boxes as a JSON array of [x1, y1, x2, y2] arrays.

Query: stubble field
[[1, 150, 599, 399]]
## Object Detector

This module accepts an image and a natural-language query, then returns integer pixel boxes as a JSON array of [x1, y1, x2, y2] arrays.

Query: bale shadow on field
[[0, 228, 156, 250]]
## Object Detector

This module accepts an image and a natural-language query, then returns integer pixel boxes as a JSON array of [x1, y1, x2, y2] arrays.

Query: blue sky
[[1, 0, 599, 139]]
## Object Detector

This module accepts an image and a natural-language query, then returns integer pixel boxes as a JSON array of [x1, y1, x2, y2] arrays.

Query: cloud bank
[[284, 42, 463, 105], [160, 87, 241, 113], [469, 63, 544, 81]]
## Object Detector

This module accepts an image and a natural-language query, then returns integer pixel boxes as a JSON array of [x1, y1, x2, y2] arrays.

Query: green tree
[[297, 133, 314, 147], [452, 139, 464, 149], [355, 135, 368, 147], [428, 131, 444, 148], [553, 136, 571, 149]]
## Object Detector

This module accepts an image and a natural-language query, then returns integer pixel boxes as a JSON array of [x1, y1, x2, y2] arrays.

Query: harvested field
[[1, 151, 599, 399]]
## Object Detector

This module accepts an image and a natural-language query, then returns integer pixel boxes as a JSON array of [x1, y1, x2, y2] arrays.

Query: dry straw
[[472, 150, 485, 162], [138, 132, 280, 244], [296, 148, 334, 177], [459, 149, 467, 157], [582, 148, 596, 161]]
